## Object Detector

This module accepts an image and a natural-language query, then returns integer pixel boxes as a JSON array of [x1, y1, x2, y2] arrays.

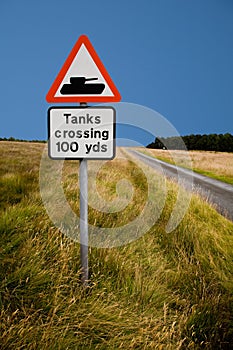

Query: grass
[[0, 141, 233, 349], [142, 148, 233, 185]]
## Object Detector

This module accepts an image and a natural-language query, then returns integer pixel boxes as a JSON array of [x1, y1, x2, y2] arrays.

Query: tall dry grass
[[0, 141, 233, 349]]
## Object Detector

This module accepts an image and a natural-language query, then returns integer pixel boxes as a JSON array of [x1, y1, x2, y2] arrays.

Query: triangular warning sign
[[46, 35, 121, 103]]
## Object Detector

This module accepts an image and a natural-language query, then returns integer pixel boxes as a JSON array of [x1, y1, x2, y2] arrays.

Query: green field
[[1, 141, 233, 349]]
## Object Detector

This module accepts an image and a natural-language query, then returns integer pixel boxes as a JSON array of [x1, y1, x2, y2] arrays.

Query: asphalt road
[[129, 150, 233, 222]]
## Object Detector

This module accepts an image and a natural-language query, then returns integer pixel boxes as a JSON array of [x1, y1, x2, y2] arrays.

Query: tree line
[[0, 137, 46, 143], [147, 133, 233, 152]]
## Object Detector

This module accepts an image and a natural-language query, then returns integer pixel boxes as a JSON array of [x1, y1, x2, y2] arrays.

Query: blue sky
[[0, 0, 233, 145]]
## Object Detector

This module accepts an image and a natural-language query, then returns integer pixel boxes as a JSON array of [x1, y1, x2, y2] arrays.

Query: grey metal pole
[[79, 102, 88, 286]]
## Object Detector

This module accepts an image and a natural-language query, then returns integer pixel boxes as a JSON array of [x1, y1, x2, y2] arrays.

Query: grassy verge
[[151, 154, 233, 184], [1, 141, 233, 349], [141, 148, 233, 185], [191, 169, 233, 184]]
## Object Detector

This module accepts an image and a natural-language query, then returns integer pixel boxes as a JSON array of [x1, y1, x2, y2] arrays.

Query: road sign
[[46, 35, 121, 103], [48, 106, 116, 159]]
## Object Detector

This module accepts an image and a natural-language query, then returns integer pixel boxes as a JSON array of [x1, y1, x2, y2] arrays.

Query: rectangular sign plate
[[48, 106, 116, 159]]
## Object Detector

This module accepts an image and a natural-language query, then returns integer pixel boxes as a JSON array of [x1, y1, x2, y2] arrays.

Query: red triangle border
[[46, 35, 121, 103]]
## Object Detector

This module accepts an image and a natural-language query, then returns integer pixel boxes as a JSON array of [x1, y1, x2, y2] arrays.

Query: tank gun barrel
[[70, 77, 99, 85], [84, 77, 98, 82]]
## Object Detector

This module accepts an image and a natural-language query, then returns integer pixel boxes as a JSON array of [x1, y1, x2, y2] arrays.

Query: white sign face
[[48, 107, 115, 159], [54, 44, 114, 99]]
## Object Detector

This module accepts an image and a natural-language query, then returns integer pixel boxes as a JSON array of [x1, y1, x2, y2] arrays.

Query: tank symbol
[[60, 76, 105, 95]]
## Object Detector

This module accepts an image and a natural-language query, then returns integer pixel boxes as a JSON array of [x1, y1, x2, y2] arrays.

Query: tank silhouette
[[60, 76, 105, 95]]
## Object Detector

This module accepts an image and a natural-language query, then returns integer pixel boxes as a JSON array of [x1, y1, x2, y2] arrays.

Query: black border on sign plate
[[47, 106, 116, 160]]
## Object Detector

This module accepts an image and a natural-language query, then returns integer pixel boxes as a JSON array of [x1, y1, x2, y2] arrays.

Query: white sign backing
[[48, 107, 116, 160]]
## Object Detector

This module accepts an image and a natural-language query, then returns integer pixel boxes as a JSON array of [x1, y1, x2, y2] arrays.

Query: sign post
[[79, 102, 88, 286], [46, 35, 121, 286], [79, 157, 88, 285]]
